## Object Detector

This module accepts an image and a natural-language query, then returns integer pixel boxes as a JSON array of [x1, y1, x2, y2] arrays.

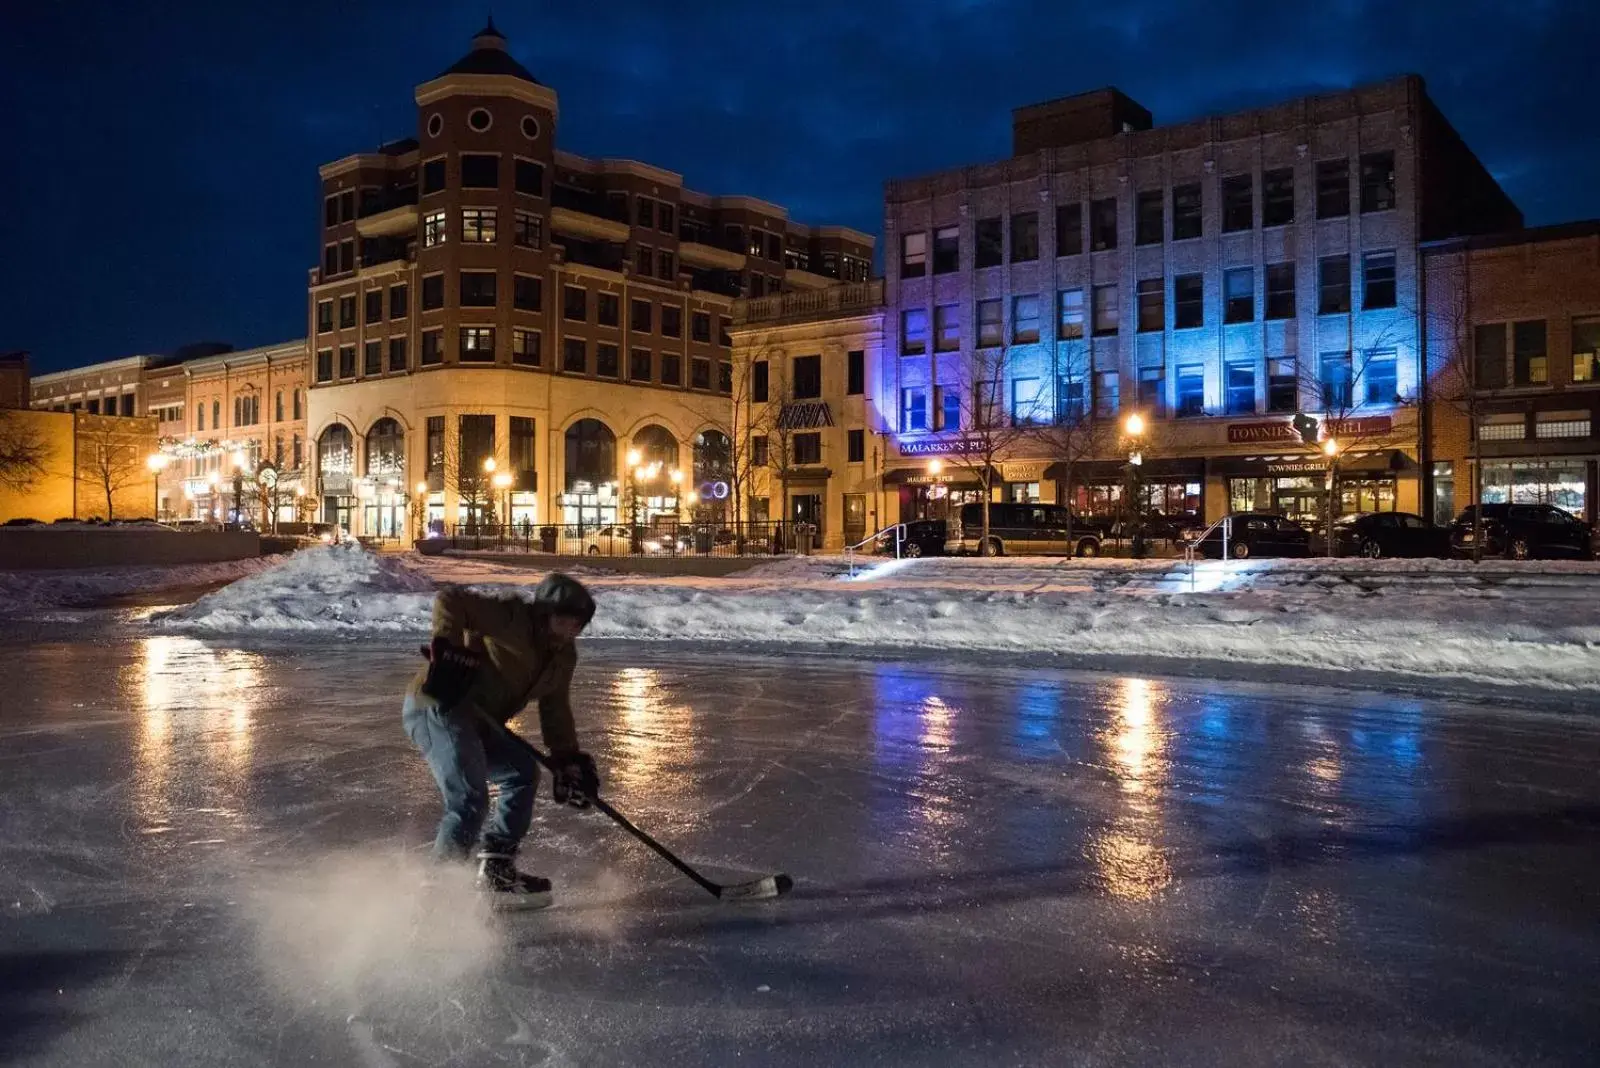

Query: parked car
[[1449, 503, 1595, 560], [886, 519, 947, 558], [1333, 511, 1451, 559], [563, 525, 635, 556], [1193, 512, 1312, 559], [944, 502, 1102, 557]]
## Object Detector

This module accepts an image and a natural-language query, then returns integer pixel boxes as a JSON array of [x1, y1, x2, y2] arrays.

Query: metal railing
[[845, 523, 907, 578], [431, 520, 795, 559], [1183, 515, 1234, 578]]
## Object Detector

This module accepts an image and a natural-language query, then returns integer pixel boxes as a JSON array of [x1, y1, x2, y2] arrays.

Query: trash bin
[[539, 526, 557, 553], [694, 527, 714, 554], [796, 523, 816, 556]]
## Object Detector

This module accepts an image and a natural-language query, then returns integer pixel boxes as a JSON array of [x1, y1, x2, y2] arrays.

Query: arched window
[[318, 424, 353, 475], [365, 418, 405, 478], [630, 424, 679, 469], [564, 419, 615, 490]]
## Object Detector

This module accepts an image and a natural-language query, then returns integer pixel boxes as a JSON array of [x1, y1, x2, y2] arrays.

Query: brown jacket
[[407, 585, 580, 754]]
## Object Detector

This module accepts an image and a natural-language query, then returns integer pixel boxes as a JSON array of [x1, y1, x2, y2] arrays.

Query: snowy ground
[[140, 545, 1600, 692], [1, 624, 1596, 1066]]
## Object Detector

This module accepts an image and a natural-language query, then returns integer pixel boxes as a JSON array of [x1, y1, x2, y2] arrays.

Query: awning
[[1044, 458, 1206, 481], [882, 465, 998, 487], [1209, 450, 1414, 478]]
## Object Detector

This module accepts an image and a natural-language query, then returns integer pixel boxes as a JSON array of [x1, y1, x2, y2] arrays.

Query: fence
[[431, 520, 815, 558]]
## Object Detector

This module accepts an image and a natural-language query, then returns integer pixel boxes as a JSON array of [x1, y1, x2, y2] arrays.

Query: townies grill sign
[[1226, 415, 1392, 444]]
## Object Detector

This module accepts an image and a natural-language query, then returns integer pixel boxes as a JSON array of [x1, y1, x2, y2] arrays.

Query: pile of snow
[[0, 555, 280, 611], [157, 543, 434, 631], [156, 546, 1600, 691]]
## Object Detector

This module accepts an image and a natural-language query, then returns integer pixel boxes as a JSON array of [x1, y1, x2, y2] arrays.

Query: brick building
[[305, 21, 872, 539], [880, 75, 1519, 527], [1423, 221, 1600, 525], [0, 352, 27, 409], [30, 355, 152, 418]]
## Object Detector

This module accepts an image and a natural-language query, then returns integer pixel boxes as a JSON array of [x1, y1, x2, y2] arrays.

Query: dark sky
[[6, 1, 1598, 374]]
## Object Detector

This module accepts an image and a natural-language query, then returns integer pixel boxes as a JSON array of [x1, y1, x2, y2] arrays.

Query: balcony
[[554, 237, 626, 274], [359, 235, 413, 274], [734, 279, 884, 327], [679, 240, 746, 271], [550, 186, 631, 243], [782, 267, 837, 291], [688, 268, 744, 299], [355, 188, 419, 238]]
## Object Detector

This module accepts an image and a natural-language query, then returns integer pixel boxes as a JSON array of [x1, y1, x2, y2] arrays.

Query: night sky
[[7, 1, 1598, 375]]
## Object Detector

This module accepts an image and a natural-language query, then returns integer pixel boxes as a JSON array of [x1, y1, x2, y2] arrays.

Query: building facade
[[30, 355, 151, 418], [1423, 221, 1600, 525], [0, 409, 158, 523], [880, 76, 1520, 527], [169, 341, 309, 525], [305, 22, 872, 541], [729, 282, 887, 549]]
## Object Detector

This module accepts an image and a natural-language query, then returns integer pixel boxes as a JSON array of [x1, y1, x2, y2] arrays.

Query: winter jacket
[[407, 585, 580, 754]]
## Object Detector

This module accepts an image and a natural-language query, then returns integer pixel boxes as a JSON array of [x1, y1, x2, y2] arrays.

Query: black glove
[[418, 636, 481, 706], [551, 752, 600, 809]]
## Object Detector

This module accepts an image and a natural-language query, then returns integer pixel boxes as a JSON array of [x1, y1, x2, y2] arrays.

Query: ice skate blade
[[485, 890, 553, 912]]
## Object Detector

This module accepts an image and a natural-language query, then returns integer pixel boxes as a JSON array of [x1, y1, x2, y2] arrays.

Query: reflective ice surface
[[1, 626, 1597, 1066]]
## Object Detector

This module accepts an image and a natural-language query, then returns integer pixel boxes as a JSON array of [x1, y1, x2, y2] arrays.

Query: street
[[1, 618, 1597, 1066]]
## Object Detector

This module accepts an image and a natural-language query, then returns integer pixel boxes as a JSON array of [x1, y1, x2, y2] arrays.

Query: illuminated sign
[[1226, 415, 1392, 444], [898, 437, 986, 456]]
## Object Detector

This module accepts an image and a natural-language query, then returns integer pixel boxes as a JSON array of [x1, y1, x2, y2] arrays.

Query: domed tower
[[412, 18, 559, 373]]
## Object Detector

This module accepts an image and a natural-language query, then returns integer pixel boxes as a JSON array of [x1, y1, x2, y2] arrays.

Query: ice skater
[[403, 573, 601, 909]]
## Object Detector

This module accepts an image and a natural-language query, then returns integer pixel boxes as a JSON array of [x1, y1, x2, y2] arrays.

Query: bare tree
[[1028, 354, 1112, 544], [77, 416, 150, 519], [1422, 263, 1489, 560], [437, 430, 494, 531], [944, 345, 1040, 555], [0, 409, 49, 492], [725, 337, 779, 536]]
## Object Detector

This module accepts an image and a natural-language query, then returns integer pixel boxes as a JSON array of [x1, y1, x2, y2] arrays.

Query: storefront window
[[1481, 459, 1588, 518], [1432, 462, 1455, 526], [1006, 482, 1041, 503]]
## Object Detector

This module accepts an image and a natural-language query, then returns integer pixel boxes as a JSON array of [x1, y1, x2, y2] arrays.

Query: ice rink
[[2, 627, 1597, 1066]]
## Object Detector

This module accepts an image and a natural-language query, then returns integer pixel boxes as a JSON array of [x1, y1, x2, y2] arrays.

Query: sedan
[[1194, 512, 1312, 559], [1450, 503, 1595, 560], [1333, 511, 1451, 559]]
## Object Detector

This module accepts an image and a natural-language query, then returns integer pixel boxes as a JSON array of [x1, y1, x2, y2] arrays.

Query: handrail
[[1184, 515, 1233, 580], [846, 523, 907, 578]]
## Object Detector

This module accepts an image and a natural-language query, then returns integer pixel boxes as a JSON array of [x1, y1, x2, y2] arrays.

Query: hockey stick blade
[[717, 873, 794, 902]]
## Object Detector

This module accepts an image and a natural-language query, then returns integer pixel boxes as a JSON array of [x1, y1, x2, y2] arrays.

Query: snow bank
[[0, 555, 280, 610], [155, 543, 434, 630], [154, 546, 1600, 691]]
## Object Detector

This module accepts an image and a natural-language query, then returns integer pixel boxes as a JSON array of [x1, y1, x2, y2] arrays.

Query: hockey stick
[[490, 720, 792, 902]]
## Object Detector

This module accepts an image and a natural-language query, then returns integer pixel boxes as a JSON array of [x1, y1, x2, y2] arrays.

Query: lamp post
[[480, 457, 497, 530], [145, 452, 169, 521], [492, 470, 512, 537], [1322, 437, 1341, 558], [1121, 412, 1147, 559], [414, 480, 429, 541]]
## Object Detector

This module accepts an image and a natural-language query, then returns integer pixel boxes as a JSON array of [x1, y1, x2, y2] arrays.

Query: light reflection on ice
[[127, 636, 264, 833], [1091, 677, 1175, 900]]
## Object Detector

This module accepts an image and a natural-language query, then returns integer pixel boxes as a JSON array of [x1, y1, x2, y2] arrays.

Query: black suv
[[1449, 503, 1594, 560]]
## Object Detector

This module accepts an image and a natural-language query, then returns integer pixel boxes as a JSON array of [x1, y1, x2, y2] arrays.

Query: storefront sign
[[1263, 461, 1331, 475], [1002, 462, 1048, 482], [898, 436, 986, 457], [777, 402, 835, 429], [1226, 416, 1392, 444]]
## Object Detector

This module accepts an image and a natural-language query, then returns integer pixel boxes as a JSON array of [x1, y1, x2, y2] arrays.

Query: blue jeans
[[402, 693, 540, 860]]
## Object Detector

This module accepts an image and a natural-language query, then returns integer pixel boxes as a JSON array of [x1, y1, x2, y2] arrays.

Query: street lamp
[[492, 471, 513, 535], [1322, 438, 1341, 558], [1120, 413, 1149, 558], [146, 453, 169, 520], [927, 459, 944, 476]]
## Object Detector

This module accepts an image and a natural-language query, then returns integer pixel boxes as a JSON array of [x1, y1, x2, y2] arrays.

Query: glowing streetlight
[[626, 448, 642, 467], [414, 481, 428, 496], [482, 457, 497, 474], [146, 453, 169, 473], [1322, 438, 1340, 458], [230, 451, 248, 470], [927, 459, 944, 476], [491, 472, 512, 490], [1123, 412, 1146, 438], [669, 469, 684, 485], [207, 470, 221, 487]]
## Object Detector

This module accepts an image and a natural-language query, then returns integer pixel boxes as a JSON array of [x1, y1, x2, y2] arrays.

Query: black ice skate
[[476, 852, 553, 911]]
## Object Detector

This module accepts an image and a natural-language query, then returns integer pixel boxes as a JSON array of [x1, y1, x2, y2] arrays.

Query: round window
[[426, 113, 443, 138], [521, 115, 540, 140], [468, 108, 492, 133]]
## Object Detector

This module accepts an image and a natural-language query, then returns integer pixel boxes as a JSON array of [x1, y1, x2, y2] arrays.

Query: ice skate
[[476, 852, 553, 911]]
